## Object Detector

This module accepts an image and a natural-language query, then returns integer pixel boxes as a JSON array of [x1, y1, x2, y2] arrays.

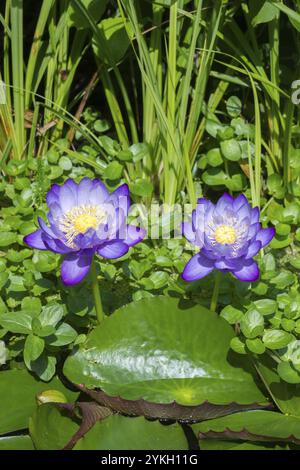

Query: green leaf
[[47, 323, 77, 347], [226, 96, 242, 118], [24, 334, 45, 369], [217, 126, 234, 141], [74, 415, 188, 450], [117, 150, 133, 162], [0, 369, 78, 435], [129, 143, 151, 163], [281, 318, 295, 332], [230, 336, 247, 354], [246, 338, 266, 355], [0, 435, 34, 450], [199, 440, 286, 450], [253, 299, 277, 316], [220, 305, 243, 324], [59, 156, 72, 171], [0, 311, 32, 334], [277, 362, 300, 385], [193, 410, 300, 444], [206, 148, 223, 167], [0, 272, 9, 290], [251, 0, 279, 26], [68, 0, 109, 29], [21, 297, 42, 315], [262, 330, 292, 350], [94, 119, 110, 133], [39, 303, 64, 327], [202, 168, 228, 186], [93, 17, 132, 66], [32, 251, 58, 273], [103, 161, 123, 180], [29, 403, 79, 450], [129, 179, 153, 197], [225, 173, 246, 191], [0, 231, 17, 247], [240, 310, 264, 339], [64, 297, 269, 420], [267, 174, 284, 198], [0, 340, 7, 365], [98, 135, 120, 156], [148, 271, 169, 289], [255, 354, 300, 416], [30, 353, 57, 382], [220, 139, 241, 161]]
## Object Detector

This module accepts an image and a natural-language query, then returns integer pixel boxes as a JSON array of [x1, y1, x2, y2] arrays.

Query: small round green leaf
[[220, 139, 241, 161], [263, 330, 293, 350], [226, 96, 242, 118], [240, 310, 264, 339]]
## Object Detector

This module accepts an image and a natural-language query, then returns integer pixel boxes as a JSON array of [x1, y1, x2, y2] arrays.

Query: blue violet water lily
[[182, 193, 275, 283], [24, 178, 145, 286]]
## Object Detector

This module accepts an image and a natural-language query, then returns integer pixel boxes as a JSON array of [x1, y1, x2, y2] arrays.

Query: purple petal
[[237, 203, 251, 221], [64, 179, 79, 207], [74, 228, 99, 249], [214, 258, 241, 271], [46, 184, 60, 207], [97, 241, 129, 259], [47, 212, 64, 238], [42, 233, 72, 254], [245, 240, 262, 259], [233, 194, 248, 211], [248, 222, 261, 240], [256, 227, 275, 247], [200, 248, 218, 260], [182, 221, 196, 244], [61, 249, 93, 286], [59, 182, 77, 213], [48, 202, 63, 223], [196, 198, 215, 211], [250, 207, 260, 224], [232, 259, 260, 282], [38, 217, 58, 239], [108, 184, 130, 215], [88, 180, 109, 205], [24, 230, 47, 250], [215, 193, 234, 213], [182, 252, 215, 282], [78, 177, 94, 206], [192, 203, 207, 233], [123, 225, 146, 247]]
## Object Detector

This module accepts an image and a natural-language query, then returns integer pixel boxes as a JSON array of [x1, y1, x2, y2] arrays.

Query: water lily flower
[[24, 178, 145, 286], [182, 193, 275, 282]]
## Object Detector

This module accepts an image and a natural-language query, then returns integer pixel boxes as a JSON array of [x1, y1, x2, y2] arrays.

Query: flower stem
[[210, 271, 222, 313], [90, 258, 104, 324]]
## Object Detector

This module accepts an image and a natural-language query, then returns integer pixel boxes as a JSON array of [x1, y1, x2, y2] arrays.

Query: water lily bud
[[37, 389, 68, 405]]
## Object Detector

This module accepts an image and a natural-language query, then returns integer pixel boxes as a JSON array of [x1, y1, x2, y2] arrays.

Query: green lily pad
[[200, 439, 288, 450], [29, 403, 79, 450], [63, 297, 270, 420], [30, 403, 188, 450], [192, 410, 300, 445], [74, 415, 188, 450], [0, 435, 34, 450], [0, 369, 78, 435]]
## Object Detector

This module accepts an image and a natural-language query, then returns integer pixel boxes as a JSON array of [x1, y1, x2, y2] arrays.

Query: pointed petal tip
[[24, 230, 47, 250], [233, 259, 260, 282]]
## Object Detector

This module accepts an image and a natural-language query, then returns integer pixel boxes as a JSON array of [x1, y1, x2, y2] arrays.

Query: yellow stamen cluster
[[74, 214, 98, 234], [60, 204, 106, 247], [215, 224, 237, 245]]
